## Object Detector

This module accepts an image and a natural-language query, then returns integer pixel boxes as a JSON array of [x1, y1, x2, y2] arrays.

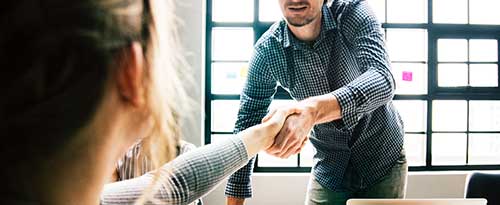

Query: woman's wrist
[[240, 125, 267, 157]]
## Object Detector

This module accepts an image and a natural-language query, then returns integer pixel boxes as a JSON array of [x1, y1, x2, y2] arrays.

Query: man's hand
[[227, 197, 245, 205], [262, 94, 342, 158], [262, 102, 316, 158]]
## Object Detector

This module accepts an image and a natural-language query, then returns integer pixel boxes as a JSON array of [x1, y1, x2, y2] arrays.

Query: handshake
[[230, 95, 342, 205], [255, 99, 321, 159], [260, 101, 316, 159], [240, 95, 341, 160]]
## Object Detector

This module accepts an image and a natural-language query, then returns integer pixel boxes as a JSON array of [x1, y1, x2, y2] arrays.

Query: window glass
[[300, 141, 316, 167], [469, 101, 500, 131], [432, 133, 467, 165], [257, 152, 297, 167], [206, 0, 500, 172], [212, 28, 254, 61], [438, 39, 468, 62], [393, 100, 427, 132], [387, 0, 427, 23], [469, 64, 498, 87], [368, 0, 386, 23], [211, 134, 231, 144], [469, 134, 500, 165], [212, 62, 248, 94], [469, 0, 500, 25], [387, 29, 427, 62], [269, 100, 296, 111], [437, 63, 468, 87], [432, 100, 467, 132], [404, 134, 426, 166], [212, 0, 254, 22], [211, 100, 240, 132], [259, 0, 282, 22], [433, 0, 468, 24], [393, 63, 428, 94], [469, 39, 498, 62]]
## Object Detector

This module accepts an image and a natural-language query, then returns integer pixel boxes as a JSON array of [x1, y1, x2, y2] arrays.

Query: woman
[[0, 0, 298, 204]]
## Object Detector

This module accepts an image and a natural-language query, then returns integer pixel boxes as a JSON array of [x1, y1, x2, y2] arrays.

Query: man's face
[[278, 0, 323, 27]]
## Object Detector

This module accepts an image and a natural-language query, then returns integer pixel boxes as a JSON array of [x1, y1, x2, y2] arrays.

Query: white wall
[[177, 0, 205, 147], [203, 172, 471, 205]]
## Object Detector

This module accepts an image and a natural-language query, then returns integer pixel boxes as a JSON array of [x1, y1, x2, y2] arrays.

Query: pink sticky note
[[402, 71, 413, 82]]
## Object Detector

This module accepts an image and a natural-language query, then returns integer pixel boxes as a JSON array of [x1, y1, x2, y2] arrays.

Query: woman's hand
[[240, 107, 300, 157]]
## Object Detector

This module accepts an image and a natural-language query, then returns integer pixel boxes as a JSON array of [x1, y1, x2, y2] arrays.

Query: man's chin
[[286, 17, 314, 27]]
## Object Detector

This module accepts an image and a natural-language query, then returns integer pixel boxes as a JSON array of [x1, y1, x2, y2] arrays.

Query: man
[[226, 0, 406, 204]]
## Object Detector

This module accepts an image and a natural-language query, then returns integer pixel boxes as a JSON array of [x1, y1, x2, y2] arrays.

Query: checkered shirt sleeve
[[330, 0, 395, 130]]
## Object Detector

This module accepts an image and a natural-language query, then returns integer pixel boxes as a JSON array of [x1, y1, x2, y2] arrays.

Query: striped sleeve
[[100, 136, 248, 205]]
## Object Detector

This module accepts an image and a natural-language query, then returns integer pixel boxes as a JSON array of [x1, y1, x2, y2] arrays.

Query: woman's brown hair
[[0, 0, 190, 201]]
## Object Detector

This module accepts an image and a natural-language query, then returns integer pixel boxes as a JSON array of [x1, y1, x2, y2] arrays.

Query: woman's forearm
[[100, 137, 249, 205]]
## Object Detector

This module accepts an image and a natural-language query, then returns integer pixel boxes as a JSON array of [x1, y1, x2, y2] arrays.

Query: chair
[[466, 172, 500, 205]]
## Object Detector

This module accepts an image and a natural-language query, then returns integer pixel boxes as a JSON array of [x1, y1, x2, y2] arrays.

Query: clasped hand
[[262, 101, 317, 159]]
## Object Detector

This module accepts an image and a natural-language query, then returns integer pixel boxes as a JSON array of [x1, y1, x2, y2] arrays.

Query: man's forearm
[[304, 94, 342, 125]]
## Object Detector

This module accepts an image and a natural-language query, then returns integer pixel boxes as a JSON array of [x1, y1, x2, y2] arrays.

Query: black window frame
[[205, 0, 500, 173]]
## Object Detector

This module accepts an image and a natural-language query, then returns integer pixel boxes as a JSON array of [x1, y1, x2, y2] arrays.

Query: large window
[[205, 0, 500, 172]]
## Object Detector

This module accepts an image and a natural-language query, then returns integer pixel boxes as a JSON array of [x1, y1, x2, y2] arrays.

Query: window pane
[[432, 100, 467, 132], [469, 39, 498, 62], [211, 134, 232, 144], [404, 134, 426, 166], [438, 63, 468, 87], [258, 152, 297, 167], [393, 100, 427, 132], [387, 0, 427, 23], [470, 0, 500, 25], [212, 28, 253, 61], [211, 100, 295, 132], [470, 64, 498, 87], [259, 0, 282, 22], [433, 0, 467, 24], [368, 0, 386, 23], [469, 134, 500, 165], [387, 29, 427, 62], [269, 99, 296, 110], [432, 133, 467, 165], [392, 63, 428, 94], [212, 0, 253, 22], [469, 101, 500, 131], [212, 62, 248, 94], [211, 100, 240, 132], [300, 141, 316, 167], [438, 39, 468, 62]]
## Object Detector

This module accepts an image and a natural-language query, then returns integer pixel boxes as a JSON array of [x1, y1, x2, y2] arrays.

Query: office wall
[[204, 172, 470, 205], [177, 0, 204, 146]]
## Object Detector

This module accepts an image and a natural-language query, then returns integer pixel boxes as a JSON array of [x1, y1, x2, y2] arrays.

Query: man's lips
[[288, 5, 308, 12]]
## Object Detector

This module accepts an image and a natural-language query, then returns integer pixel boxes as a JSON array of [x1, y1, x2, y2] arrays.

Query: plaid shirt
[[226, 0, 404, 198]]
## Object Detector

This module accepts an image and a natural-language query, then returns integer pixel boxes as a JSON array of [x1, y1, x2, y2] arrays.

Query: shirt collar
[[283, 4, 337, 49]]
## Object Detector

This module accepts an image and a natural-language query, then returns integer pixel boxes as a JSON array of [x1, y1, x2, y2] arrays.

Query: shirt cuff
[[331, 86, 359, 130]]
